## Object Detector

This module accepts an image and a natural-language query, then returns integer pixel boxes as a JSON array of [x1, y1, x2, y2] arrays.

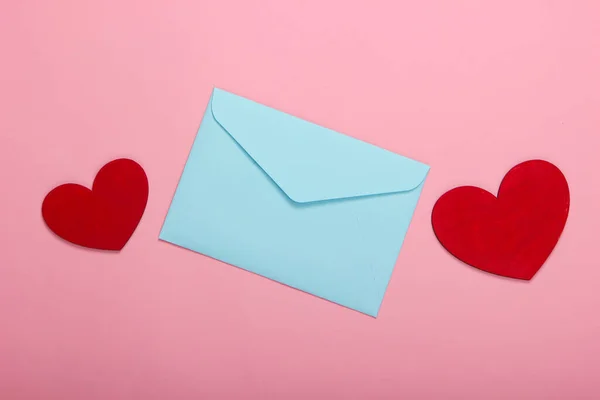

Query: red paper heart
[[42, 158, 149, 251], [432, 160, 569, 280]]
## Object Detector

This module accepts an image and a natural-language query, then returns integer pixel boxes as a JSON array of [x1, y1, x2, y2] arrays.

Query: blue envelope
[[160, 88, 430, 316]]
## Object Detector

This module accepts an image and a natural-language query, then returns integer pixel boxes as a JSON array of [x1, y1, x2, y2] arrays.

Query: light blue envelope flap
[[211, 88, 429, 203]]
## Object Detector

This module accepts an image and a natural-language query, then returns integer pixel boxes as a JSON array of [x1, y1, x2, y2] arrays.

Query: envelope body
[[160, 88, 429, 316]]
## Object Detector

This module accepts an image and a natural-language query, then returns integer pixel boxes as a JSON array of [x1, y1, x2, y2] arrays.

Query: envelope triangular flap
[[211, 88, 429, 204]]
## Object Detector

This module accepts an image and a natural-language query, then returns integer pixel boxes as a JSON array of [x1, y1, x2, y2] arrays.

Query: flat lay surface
[[1, 1, 599, 399]]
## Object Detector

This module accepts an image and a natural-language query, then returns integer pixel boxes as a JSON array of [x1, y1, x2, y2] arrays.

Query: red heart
[[432, 160, 569, 280], [42, 158, 149, 251]]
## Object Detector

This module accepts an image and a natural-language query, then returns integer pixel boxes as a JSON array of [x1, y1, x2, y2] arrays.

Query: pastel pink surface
[[1, 1, 599, 399]]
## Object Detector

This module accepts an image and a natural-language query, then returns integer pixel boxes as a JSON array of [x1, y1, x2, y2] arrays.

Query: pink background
[[1, 1, 599, 399]]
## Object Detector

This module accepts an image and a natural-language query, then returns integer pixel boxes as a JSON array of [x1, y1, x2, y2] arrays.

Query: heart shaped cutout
[[42, 158, 149, 251], [432, 160, 569, 280]]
